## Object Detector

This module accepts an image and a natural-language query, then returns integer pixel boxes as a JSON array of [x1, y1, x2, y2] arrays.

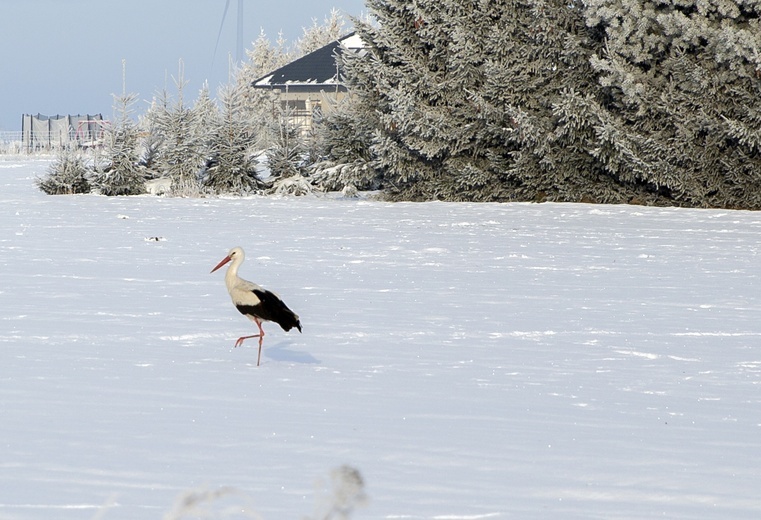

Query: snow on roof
[[339, 32, 364, 50], [254, 74, 274, 87]]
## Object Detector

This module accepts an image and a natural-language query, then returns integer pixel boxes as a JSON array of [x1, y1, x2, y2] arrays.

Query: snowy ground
[[1, 157, 761, 520]]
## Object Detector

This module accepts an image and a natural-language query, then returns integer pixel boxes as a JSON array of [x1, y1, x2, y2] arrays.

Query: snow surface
[[1, 158, 761, 519]]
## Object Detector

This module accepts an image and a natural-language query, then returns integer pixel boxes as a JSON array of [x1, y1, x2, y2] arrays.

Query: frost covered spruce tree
[[193, 82, 221, 167], [92, 89, 145, 196], [234, 30, 293, 147], [466, 0, 651, 203], [266, 105, 306, 179], [148, 65, 206, 196], [295, 8, 348, 55], [584, 0, 761, 208], [345, 0, 517, 201], [203, 83, 263, 193], [345, 0, 645, 202], [347, 0, 761, 205]]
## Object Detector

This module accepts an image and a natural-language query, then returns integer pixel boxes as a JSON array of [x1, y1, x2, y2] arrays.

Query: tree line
[[38, 11, 347, 198], [40, 0, 761, 209]]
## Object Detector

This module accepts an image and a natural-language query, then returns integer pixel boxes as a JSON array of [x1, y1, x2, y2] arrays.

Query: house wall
[[274, 89, 349, 134]]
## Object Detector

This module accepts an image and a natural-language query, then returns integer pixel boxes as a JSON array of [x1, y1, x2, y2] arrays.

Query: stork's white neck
[[224, 255, 243, 292]]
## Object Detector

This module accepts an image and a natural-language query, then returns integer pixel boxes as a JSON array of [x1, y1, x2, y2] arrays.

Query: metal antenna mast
[[236, 0, 245, 63]]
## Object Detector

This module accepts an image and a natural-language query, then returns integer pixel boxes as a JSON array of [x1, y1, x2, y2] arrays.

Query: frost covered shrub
[[308, 465, 367, 520], [270, 174, 314, 196], [309, 161, 372, 192], [86, 68, 146, 196], [266, 106, 305, 180], [36, 147, 91, 195], [91, 160, 145, 196], [310, 94, 380, 192], [162, 465, 366, 520]]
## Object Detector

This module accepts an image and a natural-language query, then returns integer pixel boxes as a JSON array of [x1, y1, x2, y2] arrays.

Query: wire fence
[[0, 131, 21, 143], [0, 132, 24, 154], [0, 130, 105, 154]]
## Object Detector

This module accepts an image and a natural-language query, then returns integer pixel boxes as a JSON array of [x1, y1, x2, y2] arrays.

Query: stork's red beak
[[210, 255, 231, 273]]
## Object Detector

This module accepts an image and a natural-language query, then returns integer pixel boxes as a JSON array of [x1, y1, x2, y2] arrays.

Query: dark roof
[[252, 32, 361, 93]]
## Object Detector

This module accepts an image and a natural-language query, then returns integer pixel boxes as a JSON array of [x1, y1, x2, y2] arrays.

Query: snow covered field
[[1, 157, 761, 519]]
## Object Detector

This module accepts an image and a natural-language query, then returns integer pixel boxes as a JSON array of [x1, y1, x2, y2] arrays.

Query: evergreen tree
[[203, 83, 263, 193], [266, 105, 315, 196], [136, 111, 162, 176], [193, 82, 221, 166], [237, 30, 294, 91], [36, 147, 91, 195], [235, 30, 293, 147], [584, 0, 761, 208], [149, 64, 206, 195], [296, 9, 347, 54], [92, 89, 145, 196], [468, 0, 644, 203], [266, 104, 306, 180], [344, 0, 519, 201], [346, 0, 675, 203]]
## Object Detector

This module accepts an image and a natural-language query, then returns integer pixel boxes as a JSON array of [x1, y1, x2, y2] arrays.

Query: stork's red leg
[[233, 317, 267, 365], [234, 334, 261, 348], [254, 317, 265, 337], [253, 318, 265, 366], [234, 317, 267, 347]]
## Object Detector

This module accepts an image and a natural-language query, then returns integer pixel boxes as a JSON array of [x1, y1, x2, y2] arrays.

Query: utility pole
[[236, 0, 245, 63]]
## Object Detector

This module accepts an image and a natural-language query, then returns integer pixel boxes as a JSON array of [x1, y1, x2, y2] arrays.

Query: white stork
[[211, 246, 302, 366]]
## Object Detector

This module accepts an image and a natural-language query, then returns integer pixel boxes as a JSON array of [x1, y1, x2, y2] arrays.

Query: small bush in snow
[[310, 160, 376, 192], [308, 465, 367, 520], [266, 105, 306, 180], [270, 174, 314, 196], [341, 183, 359, 198], [167, 177, 214, 198], [36, 148, 91, 195], [161, 465, 365, 520], [163, 486, 255, 519]]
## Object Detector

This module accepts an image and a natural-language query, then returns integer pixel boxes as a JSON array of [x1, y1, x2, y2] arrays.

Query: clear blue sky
[[0, 0, 366, 131]]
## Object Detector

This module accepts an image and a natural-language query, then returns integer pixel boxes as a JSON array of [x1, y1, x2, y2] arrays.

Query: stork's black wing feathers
[[238, 288, 302, 333]]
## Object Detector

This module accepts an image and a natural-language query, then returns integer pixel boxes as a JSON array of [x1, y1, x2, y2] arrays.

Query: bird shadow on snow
[[264, 341, 321, 365]]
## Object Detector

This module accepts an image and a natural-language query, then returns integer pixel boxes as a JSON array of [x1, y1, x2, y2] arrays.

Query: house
[[251, 32, 363, 132]]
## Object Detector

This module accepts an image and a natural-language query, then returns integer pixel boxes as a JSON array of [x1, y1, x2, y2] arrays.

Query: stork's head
[[211, 246, 245, 273]]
